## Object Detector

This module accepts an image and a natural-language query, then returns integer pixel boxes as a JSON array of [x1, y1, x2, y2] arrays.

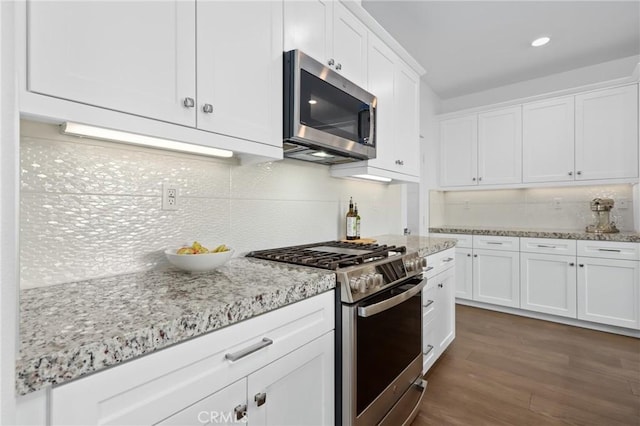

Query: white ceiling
[[361, 1, 640, 100]]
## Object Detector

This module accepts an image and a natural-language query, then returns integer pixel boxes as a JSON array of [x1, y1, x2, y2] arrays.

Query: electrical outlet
[[162, 183, 178, 211], [553, 198, 562, 209], [618, 198, 629, 209]]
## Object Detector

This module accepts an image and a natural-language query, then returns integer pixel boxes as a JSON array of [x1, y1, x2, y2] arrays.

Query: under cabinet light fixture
[[60, 122, 234, 158], [531, 36, 550, 47], [353, 174, 392, 183]]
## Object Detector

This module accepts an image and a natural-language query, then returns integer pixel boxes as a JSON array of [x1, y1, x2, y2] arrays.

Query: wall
[[429, 184, 635, 231], [20, 120, 403, 289], [440, 55, 640, 113]]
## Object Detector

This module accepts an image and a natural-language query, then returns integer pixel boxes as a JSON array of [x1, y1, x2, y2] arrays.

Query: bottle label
[[346, 217, 357, 238], [356, 219, 361, 239]]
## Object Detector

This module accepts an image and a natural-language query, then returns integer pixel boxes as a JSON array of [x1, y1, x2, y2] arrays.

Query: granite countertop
[[17, 257, 336, 395], [373, 234, 458, 256], [429, 226, 640, 243]]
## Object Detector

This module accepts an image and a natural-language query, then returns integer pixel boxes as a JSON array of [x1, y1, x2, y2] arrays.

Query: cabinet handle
[[569, 262, 575, 266], [423, 299, 434, 308], [234, 404, 247, 421], [225, 337, 273, 362], [576, 171, 582, 176], [335, 63, 342, 70], [202, 103, 213, 114], [255, 392, 267, 407], [598, 248, 621, 253], [442, 257, 454, 262], [423, 344, 434, 356], [473, 254, 478, 258], [472, 177, 476, 181], [537, 244, 557, 249], [579, 264, 584, 267], [467, 253, 471, 257], [486, 241, 503, 245], [328, 58, 335, 66], [425, 266, 434, 272], [568, 171, 573, 176], [437, 283, 444, 288], [183, 97, 195, 108], [478, 177, 482, 182]]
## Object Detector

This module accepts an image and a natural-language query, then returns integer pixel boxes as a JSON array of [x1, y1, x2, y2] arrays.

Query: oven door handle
[[357, 280, 426, 318]]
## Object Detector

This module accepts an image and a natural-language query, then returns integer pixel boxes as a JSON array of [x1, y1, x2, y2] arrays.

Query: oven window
[[300, 70, 370, 143], [355, 281, 422, 415]]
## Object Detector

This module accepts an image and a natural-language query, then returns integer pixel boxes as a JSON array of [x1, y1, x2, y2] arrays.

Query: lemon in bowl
[[165, 242, 234, 273]]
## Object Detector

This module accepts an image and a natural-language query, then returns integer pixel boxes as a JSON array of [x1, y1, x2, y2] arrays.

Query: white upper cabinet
[[440, 115, 478, 187], [477, 106, 522, 185], [27, 0, 197, 126], [284, 0, 368, 88], [196, 1, 282, 146], [394, 61, 421, 177], [522, 97, 575, 183], [575, 85, 639, 180]]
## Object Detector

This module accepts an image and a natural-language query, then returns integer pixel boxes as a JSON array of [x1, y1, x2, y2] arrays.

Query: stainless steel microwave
[[283, 50, 376, 165]]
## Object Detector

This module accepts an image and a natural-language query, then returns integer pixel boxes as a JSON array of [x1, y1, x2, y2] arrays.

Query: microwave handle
[[358, 106, 375, 146]]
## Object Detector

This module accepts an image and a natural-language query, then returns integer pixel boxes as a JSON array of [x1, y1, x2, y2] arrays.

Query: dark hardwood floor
[[413, 305, 640, 426]]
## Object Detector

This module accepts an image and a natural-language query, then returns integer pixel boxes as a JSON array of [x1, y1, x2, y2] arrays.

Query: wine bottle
[[355, 203, 361, 239], [346, 197, 357, 240]]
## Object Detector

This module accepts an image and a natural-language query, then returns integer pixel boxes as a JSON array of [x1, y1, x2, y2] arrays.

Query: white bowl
[[165, 247, 234, 273]]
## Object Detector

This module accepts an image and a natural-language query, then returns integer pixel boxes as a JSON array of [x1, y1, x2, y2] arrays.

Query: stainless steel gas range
[[248, 241, 427, 426]]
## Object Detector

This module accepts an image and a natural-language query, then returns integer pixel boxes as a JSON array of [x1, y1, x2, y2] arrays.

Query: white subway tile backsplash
[[20, 121, 404, 288]]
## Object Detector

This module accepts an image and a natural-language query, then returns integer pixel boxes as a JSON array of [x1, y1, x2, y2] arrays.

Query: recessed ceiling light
[[531, 36, 550, 47]]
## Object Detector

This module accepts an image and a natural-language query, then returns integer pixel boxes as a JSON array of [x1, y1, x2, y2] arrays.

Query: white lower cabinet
[[422, 248, 456, 374], [48, 292, 335, 425], [577, 257, 639, 329], [454, 247, 473, 300], [520, 252, 577, 318], [473, 248, 520, 308]]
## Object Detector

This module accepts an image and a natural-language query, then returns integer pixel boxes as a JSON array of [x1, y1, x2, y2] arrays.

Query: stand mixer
[[585, 198, 619, 234]]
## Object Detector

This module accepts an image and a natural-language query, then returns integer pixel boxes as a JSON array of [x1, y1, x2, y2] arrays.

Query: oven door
[[342, 275, 426, 426]]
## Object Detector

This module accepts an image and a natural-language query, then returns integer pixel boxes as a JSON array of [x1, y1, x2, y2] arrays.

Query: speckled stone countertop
[[429, 226, 640, 243], [17, 258, 335, 395], [373, 234, 458, 256]]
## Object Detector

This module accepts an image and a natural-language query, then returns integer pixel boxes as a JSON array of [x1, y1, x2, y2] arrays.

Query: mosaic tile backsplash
[[20, 121, 403, 288], [430, 185, 636, 230]]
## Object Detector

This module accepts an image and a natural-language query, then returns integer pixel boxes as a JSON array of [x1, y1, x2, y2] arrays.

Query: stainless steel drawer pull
[[423, 344, 434, 356], [423, 299, 434, 308], [183, 97, 195, 108], [569, 262, 575, 267], [202, 103, 213, 113], [537, 244, 556, 249], [255, 392, 267, 407], [486, 241, 503, 245], [234, 404, 247, 421], [598, 248, 621, 252], [442, 257, 454, 262], [225, 338, 273, 362], [425, 266, 434, 272]]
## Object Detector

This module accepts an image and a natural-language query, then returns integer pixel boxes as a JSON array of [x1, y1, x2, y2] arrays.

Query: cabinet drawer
[[425, 248, 456, 278], [473, 235, 519, 251], [430, 233, 472, 248], [50, 291, 335, 425], [520, 238, 577, 255], [577, 240, 640, 261]]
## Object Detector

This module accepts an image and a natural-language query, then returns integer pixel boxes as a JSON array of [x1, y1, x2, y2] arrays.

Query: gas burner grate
[[247, 241, 406, 270]]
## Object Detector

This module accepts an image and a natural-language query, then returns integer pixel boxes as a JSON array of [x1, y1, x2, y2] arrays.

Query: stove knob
[[373, 273, 384, 287], [358, 278, 367, 294], [365, 275, 374, 289], [420, 258, 428, 268], [406, 260, 415, 272], [349, 278, 359, 292]]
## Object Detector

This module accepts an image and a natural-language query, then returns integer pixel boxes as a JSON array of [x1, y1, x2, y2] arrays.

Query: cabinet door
[[394, 62, 421, 177], [157, 379, 247, 426], [522, 97, 575, 183], [455, 248, 473, 300], [27, 0, 196, 126], [283, 0, 332, 66], [434, 268, 456, 353], [366, 36, 397, 172], [575, 85, 639, 180], [478, 106, 522, 185], [332, 2, 368, 88], [440, 115, 478, 187], [247, 332, 334, 426], [577, 257, 639, 329], [197, 1, 282, 146], [520, 253, 577, 318], [473, 249, 520, 308]]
